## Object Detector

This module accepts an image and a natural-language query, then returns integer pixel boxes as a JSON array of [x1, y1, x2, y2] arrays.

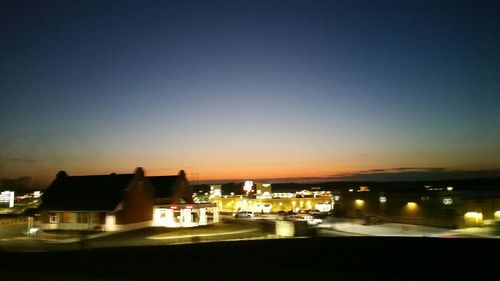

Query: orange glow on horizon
[[5, 158, 500, 187]]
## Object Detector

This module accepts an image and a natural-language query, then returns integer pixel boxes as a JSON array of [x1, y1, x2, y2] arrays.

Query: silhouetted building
[[38, 168, 218, 231]]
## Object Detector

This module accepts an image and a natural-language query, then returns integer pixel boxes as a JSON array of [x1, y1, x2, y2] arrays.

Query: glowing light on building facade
[[0, 191, 15, 208]]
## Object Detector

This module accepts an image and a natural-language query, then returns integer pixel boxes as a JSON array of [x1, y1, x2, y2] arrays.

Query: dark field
[[0, 237, 496, 281]]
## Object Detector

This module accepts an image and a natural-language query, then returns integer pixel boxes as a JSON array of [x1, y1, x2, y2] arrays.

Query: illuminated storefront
[[213, 196, 333, 213], [153, 203, 219, 227]]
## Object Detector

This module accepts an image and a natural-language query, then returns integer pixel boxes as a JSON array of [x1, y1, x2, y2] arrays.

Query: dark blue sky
[[1, 0, 498, 182]]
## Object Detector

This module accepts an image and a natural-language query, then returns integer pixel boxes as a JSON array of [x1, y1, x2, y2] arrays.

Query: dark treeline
[[192, 178, 500, 194], [0, 176, 42, 193], [191, 182, 246, 196]]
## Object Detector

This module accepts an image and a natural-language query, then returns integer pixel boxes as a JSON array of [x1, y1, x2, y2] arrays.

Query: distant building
[[209, 185, 222, 199], [460, 190, 500, 227], [33, 191, 42, 198], [334, 186, 500, 229], [38, 168, 218, 231], [255, 182, 272, 199], [213, 184, 334, 214], [0, 191, 15, 208]]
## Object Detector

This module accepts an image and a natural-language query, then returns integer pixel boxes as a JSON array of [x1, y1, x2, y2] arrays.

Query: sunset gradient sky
[[1, 0, 499, 184]]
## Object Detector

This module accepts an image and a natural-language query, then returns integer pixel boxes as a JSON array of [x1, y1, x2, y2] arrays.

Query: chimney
[[135, 167, 145, 177], [56, 170, 67, 178]]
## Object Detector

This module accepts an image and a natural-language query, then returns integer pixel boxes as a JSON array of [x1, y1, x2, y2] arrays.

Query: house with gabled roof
[[38, 168, 219, 231], [149, 170, 219, 227], [149, 170, 194, 205]]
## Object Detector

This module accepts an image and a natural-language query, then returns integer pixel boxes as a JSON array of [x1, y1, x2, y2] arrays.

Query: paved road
[[0, 221, 271, 251], [318, 221, 450, 237]]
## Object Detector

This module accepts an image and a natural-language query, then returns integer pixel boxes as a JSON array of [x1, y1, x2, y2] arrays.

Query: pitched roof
[[148, 175, 179, 198], [40, 174, 134, 211]]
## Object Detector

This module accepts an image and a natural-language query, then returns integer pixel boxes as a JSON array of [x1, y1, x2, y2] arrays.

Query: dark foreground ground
[[0, 237, 497, 281]]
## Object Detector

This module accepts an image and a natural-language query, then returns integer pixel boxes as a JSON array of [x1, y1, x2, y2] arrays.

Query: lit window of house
[[49, 213, 57, 223]]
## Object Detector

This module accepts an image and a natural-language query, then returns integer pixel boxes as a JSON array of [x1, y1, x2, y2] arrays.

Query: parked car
[[277, 211, 287, 220], [308, 210, 322, 215], [289, 214, 322, 226], [233, 211, 254, 218]]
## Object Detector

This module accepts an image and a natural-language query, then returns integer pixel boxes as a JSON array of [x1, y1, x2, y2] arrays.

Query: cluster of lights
[[243, 181, 254, 192], [272, 190, 332, 199], [348, 187, 370, 192], [272, 192, 294, 198], [464, 212, 483, 224], [494, 211, 500, 220], [442, 198, 453, 205]]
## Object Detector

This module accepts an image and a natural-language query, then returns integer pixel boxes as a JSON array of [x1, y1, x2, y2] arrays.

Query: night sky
[[1, 0, 498, 184]]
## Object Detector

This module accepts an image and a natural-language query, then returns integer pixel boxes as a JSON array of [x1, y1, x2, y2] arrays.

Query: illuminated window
[[60, 212, 72, 223], [77, 213, 89, 223], [49, 213, 57, 223], [91, 213, 100, 224]]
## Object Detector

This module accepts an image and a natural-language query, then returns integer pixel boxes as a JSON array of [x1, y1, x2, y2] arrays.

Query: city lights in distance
[[442, 198, 453, 205], [243, 181, 253, 192]]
